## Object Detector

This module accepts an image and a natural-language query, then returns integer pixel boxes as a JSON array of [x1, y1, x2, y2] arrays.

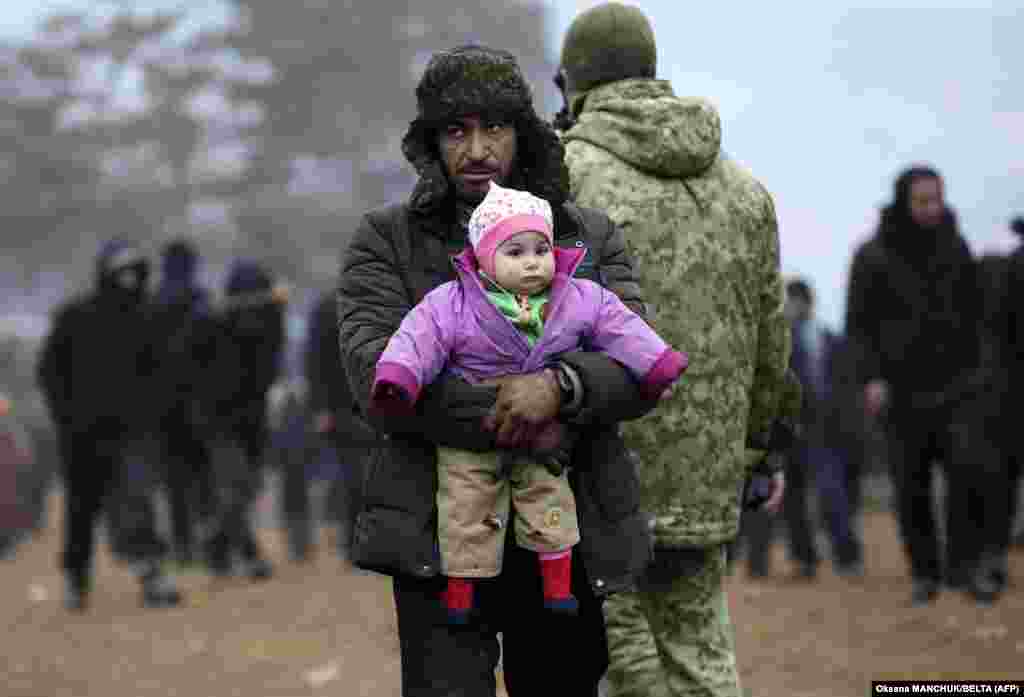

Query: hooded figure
[[845, 165, 996, 606], [557, 4, 792, 695], [36, 238, 180, 611], [338, 42, 662, 697], [151, 238, 215, 565], [193, 258, 285, 580]]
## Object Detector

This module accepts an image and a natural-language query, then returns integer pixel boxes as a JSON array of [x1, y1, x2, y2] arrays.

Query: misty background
[[1, 1, 1021, 428]]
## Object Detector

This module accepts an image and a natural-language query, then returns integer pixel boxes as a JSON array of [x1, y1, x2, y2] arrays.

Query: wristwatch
[[552, 362, 584, 418], [554, 364, 574, 402]]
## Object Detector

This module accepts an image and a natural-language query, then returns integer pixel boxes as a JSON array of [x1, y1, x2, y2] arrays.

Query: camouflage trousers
[[603, 544, 741, 697]]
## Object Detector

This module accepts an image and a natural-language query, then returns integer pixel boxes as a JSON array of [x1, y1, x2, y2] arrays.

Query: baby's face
[[493, 230, 555, 296]]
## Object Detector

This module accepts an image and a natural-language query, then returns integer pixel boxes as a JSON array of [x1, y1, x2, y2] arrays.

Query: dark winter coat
[[338, 199, 656, 596], [845, 209, 982, 419], [304, 293, 374, 449], [36, 245, 159, 439], [150, 285, 212, 409], [191, 288, 286, 462], [986, 245, 1024, 425]]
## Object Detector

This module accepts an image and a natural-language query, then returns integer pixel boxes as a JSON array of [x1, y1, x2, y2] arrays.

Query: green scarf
[[480, 273, 549, 346]]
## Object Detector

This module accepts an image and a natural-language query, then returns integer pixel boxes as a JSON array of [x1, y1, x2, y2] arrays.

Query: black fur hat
[[401, 45, 569, 215]]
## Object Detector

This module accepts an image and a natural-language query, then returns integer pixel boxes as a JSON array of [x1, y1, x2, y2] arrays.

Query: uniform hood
[[564, 78, 721, 179]]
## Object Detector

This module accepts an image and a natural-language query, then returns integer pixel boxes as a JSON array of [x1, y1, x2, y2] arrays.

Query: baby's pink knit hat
[[468, 182, 554, 277]]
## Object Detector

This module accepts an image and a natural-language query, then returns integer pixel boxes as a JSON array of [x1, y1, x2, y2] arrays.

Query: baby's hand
[[659, 383, 677, 401]]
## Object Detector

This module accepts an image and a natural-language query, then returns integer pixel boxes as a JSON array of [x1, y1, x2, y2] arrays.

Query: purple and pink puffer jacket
[[370, 246, 687, 415]]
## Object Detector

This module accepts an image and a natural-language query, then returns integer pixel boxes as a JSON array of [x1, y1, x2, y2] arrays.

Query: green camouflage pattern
[[563, 78, 790, 549], [603, 546, 741, 697]]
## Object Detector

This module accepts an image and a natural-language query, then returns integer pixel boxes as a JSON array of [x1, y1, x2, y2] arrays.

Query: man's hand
[[761, 471, 786, 514], [483, 370, 561, 448], [863, 379, 889, 419], [314, 410, 335, 434]]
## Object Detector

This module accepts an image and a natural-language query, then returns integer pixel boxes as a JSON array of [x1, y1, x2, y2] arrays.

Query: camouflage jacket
[[563, 78, 790, 548]]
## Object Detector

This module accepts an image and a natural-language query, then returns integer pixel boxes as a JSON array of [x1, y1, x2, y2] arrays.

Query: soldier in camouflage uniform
[[557, 4, 792, 695]]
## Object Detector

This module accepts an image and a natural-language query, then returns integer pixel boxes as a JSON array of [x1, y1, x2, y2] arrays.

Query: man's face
[[493, 230, 555, 296], [908, 176, 946, 229], [438, 115, 517, 202], [111, 263, 148, 294]]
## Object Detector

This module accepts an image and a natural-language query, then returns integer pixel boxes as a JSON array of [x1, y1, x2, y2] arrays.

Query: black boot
[[964, 568, 1000, 606], [139, 563, 182, 608], [239, 531, 273, 581], [64, 569, 91, 612], [910, 578, 940, 607], [205, 531, 233, 577], [241, 556, 274, 581], [286, 517, 312, 563]]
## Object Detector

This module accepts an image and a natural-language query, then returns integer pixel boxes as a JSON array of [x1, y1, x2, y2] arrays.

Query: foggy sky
[[4, 1, 1022, 328]]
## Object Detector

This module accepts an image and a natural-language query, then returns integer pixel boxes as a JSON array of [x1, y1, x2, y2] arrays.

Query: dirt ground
[[2, 491, 1023, 697]]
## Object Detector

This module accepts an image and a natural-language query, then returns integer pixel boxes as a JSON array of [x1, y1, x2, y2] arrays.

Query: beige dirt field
[[2, 491, 1022, 697]]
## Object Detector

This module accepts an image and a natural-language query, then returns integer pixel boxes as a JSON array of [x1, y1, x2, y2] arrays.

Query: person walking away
[[36, 239, 181, 611], [305, 290, 375, 560], [557, 4, 792, 694], [195, 260, 286, 581], [151, 238, 216, 566]]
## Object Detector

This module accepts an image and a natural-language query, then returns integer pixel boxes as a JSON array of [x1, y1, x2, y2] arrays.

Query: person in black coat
[[303, 291, 376, 560], [973, 216, 1024, 593], [195, 259, 285, 580], [338, 44, 658, 697], [742, 279, 867, 580], [845, 165, 994, 605], [151, 238, 216, 565], [36, 239, 181, 611]]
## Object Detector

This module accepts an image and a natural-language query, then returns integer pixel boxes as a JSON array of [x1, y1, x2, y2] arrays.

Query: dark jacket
[[304, 293, 374, 448], [986, 245, 1024, 427], [150, 285, 212, 409], [36, 244, 158, 439], [1000, 248, 1024, 376], [192, 281, 285, 462], [790, 318, 835, 429], [338, 199, 655, 595], [845, 209, 982, 418]]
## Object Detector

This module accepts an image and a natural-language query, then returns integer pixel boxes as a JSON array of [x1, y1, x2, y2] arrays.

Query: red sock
[[441, 577, 474, 613], [539, 550, 573, 602]]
